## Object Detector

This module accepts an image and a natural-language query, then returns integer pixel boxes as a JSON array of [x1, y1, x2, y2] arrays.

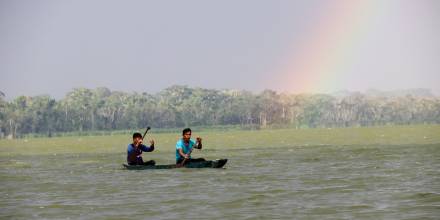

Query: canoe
[[123, 158, 228, 170]]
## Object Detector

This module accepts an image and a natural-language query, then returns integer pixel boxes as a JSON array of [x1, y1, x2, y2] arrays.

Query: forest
[[0, 86, 439, 138]]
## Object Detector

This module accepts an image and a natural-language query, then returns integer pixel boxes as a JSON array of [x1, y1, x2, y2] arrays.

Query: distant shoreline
[[1, 86, 439, 139]]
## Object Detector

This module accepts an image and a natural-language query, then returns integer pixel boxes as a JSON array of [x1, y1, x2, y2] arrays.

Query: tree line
[[0, 86, 439, 138]]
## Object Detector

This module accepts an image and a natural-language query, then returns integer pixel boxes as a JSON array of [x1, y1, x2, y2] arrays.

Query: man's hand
[[195, 137, 202, 149], [183, 154, 189, 159], [149, 139, 155, 147], [135, 139, 142, 147]]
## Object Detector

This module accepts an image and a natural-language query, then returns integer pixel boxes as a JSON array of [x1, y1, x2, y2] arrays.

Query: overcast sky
[[1, 0, 439, 99]]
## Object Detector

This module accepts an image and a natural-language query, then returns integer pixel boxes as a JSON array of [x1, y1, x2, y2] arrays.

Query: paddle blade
[[142, 127, 151, 139]]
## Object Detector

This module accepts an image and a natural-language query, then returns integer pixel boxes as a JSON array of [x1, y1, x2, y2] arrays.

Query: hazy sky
[[1, 0, 439, 99]]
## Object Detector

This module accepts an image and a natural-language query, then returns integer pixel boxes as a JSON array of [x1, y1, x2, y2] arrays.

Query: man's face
[[183, 131, 191, 142], [133, 137, 142, 145]]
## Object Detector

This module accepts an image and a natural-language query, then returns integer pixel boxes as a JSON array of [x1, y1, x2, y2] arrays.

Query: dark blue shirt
[[127, 144, 154, 164]]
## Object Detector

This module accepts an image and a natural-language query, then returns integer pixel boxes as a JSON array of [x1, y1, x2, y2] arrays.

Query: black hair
[[182, 128, 192, 135], [133, 132, 142, 139]]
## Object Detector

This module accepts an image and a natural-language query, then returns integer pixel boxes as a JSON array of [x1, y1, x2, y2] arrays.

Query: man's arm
[[178, 148, 189, 159], [140, 139, 155, 152]]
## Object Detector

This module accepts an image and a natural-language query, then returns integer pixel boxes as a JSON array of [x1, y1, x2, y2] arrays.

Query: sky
[[1, 0, 439, 99]]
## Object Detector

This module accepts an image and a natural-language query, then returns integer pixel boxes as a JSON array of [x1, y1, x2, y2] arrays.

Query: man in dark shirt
[[127, 132, 156, 165]]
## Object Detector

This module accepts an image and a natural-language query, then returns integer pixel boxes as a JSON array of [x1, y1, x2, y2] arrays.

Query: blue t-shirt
[[176, 139, 195, 161]]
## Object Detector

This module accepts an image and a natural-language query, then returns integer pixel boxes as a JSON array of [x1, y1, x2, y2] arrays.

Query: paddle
[[178, 147, 193, 168], [142, 126, 151, 140]]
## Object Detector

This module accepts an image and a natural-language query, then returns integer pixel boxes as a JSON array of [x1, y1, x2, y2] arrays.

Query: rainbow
[[276, 0, 384, 94]]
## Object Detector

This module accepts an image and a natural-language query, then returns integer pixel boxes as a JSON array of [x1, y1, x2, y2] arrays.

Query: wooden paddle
[[142, 126, 151, 140]]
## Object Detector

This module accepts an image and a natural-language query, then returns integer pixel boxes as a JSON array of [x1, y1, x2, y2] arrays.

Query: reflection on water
[[1, 144, 439, 219]]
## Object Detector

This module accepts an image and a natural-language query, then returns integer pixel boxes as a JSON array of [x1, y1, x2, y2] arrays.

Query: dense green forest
[[0, 86, 439, 138]]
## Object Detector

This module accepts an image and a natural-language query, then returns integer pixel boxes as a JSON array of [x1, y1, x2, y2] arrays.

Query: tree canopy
[[0, 86, 439, 138]]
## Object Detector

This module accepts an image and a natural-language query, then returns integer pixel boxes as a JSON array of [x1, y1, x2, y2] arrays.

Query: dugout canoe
[[123, 159, 228, 170]]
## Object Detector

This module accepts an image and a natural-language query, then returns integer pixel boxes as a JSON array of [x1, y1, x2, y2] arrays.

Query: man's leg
[[176, 158, 205, 167], [143, 160, 156, 166], [135, 157, 144, 165], [189, 158, 206, 163], [176, 158, 184, 165]]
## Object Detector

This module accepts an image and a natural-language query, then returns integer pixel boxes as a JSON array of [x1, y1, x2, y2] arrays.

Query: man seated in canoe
[[176, 128, 205, 165], [127, 132, 156, 166]]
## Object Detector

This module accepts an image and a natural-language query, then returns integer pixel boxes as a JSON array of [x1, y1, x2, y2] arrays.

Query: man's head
[[182, 128, 191, 142], [133, 132, 143, 145]]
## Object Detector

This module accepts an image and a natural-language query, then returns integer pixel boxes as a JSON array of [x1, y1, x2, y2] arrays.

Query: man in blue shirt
[[127, 132, 156, 165], [176, 128, 205, 165]]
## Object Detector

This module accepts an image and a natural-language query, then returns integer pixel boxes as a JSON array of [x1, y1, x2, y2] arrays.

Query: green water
[[1, 143, 439, 219]]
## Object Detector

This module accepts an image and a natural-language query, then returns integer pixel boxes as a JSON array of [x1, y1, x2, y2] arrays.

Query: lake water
[[1, 144, 439, 219]]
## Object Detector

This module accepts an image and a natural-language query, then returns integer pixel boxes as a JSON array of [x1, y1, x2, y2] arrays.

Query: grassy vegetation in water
[[0, 125, 439, 157]]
